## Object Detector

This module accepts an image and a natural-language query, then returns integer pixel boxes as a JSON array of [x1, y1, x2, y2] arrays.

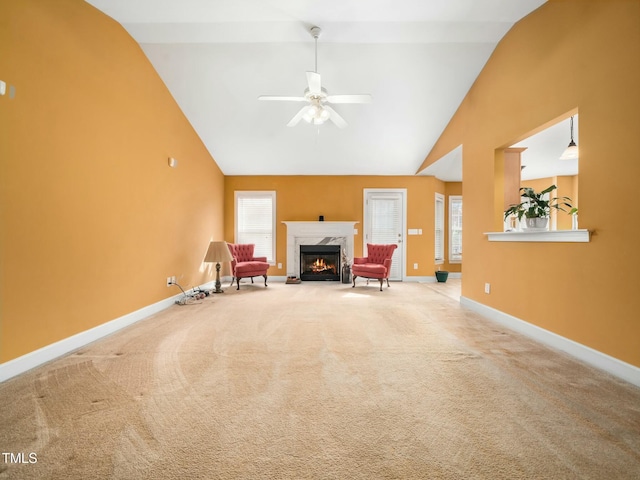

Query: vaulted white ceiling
[[85, 0, 548, 176]]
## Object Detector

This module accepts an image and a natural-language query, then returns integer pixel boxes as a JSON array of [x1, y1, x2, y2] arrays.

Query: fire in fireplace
[[300, 245, 341, 281]]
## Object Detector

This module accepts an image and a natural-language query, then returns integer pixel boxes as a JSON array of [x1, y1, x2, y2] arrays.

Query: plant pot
[[524, 217, 548, 230], [341, 265, 351, 284], [435, 271, 449, 283]]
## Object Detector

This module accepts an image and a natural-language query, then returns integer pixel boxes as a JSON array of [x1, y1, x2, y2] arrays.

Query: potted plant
[[435, 267, 449, 283], [503, 185, 573, 230]]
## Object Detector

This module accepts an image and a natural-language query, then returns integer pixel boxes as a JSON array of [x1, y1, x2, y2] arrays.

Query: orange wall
[[0, 1, 225, 362], [419, 0, 640, 367], [224, 176, 446, 277]]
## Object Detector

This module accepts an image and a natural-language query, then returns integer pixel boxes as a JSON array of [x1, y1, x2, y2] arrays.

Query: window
[[235, 191, 276, 264], [435, 193, 444, 264], [449, 196, 462, 263]]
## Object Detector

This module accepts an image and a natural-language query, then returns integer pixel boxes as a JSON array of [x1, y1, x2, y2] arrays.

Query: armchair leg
[[386, 278, 391, 288], [251, 277, 254, 284], [263, 274, 268, 287], [379, 279, 384, 291], [230, 277, 235, 287], [352, 275, 357, 288]]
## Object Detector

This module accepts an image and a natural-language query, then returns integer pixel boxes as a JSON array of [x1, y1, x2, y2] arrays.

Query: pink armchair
[[227, 243, 269, 290], [351, 243, 398, 291]]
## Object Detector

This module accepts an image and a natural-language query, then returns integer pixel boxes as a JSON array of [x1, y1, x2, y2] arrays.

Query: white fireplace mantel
[[283, 221, 358, 277]]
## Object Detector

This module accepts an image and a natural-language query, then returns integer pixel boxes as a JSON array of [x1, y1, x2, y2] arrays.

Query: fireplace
[[300, 245, 341, 281], [283, 221, 358, 279]]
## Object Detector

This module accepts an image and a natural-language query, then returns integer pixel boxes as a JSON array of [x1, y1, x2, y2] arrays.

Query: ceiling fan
[[258, 26, 372, 128]]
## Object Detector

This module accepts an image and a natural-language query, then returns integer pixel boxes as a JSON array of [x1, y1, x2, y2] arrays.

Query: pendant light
[[560, 116, 579, 160]]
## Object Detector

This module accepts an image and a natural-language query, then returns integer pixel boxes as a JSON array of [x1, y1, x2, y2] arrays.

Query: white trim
[[448, 195, 463, 263], [434, 193, 445, 263], [405, 276, 436, 283], [485, 229, 591, 242], [0, 286, 209, 383], [460, 296, 640, 388], [363, 188, 407, 281]]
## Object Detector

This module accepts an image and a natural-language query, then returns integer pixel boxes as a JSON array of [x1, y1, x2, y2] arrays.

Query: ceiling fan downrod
[[310, 26, 322, 73]]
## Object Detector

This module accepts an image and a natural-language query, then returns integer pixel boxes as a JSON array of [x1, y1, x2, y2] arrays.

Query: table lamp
[[204, 241, 233, 293]]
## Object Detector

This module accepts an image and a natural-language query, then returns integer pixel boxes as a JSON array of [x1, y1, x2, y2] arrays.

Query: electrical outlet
[[484, 283, 491, 294], [278, 263, 282, 269], [413, 263, 418, 270], [167, 277, 173, 287], [171, 276, 176, 284]]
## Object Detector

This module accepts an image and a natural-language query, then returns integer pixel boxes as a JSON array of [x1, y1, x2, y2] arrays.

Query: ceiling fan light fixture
[[304, 104, 330, 124], [303, 106, 317, 123]]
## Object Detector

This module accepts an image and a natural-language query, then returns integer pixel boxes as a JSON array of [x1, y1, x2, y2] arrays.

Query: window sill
[[484, 229, 591, 243]]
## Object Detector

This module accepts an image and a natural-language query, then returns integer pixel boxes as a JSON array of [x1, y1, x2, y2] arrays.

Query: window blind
[[235, 192, 275, 264], [368, 194, 402, 279]]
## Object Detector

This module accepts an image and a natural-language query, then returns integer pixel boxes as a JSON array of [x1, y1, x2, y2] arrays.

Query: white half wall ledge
[[0, 282, 215, 384], [485, 229, 591, 242], [460, 296, 640, 389]]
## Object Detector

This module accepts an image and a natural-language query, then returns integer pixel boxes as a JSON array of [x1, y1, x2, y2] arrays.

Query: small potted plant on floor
[[435, 267, 449, 283], [503, 185, 573, 230]]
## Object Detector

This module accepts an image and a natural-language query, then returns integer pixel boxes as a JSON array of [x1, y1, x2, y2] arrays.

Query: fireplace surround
[[283, 221, 358, 280]]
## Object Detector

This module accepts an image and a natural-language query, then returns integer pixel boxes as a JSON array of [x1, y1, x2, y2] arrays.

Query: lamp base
[[214, 262, 224, 293]]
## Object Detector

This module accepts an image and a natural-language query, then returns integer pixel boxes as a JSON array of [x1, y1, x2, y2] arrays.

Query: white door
[[363, 189, 405, 281]]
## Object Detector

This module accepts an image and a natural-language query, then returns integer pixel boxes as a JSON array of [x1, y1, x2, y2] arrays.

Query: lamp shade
[[559, 141, 579, 160], [204, 241, 233, 263]]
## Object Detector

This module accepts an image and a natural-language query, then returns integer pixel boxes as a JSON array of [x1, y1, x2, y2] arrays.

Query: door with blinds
[[363, 189, 405, 281]]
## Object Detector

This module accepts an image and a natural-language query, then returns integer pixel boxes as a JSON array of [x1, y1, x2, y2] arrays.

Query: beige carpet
[[1, 280, 639, 479]]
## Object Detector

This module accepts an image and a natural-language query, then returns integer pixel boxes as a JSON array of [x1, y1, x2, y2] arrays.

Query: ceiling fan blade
[[259, 95, 306, 102], [286, 106, 309, 127], [324, 105, 347, 129], [326, 94, 373, 104], [306, 71, 322, 95]]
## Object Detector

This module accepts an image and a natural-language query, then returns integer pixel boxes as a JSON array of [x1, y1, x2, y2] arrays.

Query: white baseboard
[[226, 275, 463, 284], [408, 272, 462, 283], [460, 296, 640, 389], [0, 285, 211, 384], [402, 276, 433, 282]]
